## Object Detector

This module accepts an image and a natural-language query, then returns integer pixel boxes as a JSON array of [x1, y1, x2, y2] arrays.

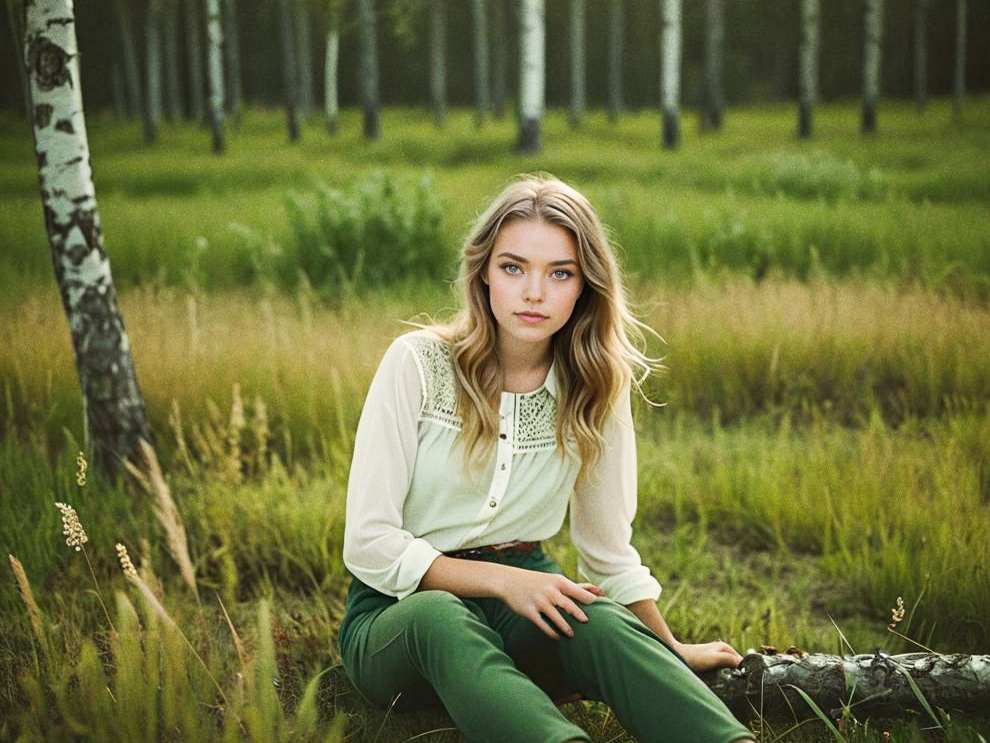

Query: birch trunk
[[659, 0, 681, 149], [569, 0, 585, 130], [701, 0, 724, 131], [517, 0, 544, 154], [184, 0, 204, 122], [325, 0, 343, 134], [953, 0, 966, 122], [491, 0, 506, 120], [428, 0, 446, 127], [471, 0, 489, 128], [607, 0, 623, 123], [913, 0, 928, 114], [24, 0, 153, 478], [114, 0, 142, 120], [112, 63, 126, 118], [706, 652, 990, 720], [861, 0, 883, 134], [357, 0, 380, 140], [798, 0, 819, 139], [206, 0, 225, 152], [144, 0, 163, 143], [279, 0, 300, 141], [222, 0, 242, 121], [163, 0, 182, 122], [295, 0, 314, 120]]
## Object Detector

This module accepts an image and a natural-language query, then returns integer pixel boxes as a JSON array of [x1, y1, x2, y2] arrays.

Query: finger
[[577, 582, 606, 597], [563, 583, 600, 605], [540, 603, 575, 638], [529, 612, 561, 641], [555, 595, 589, 624]]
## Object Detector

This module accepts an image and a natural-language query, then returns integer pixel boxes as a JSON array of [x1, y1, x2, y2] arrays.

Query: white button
[[500, 463, 506, 470], [489, 500, 497, 508]]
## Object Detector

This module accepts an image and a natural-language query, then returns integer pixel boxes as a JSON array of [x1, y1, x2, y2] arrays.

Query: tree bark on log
[[703, 651, 990, 720], [24, 0, 153, 479]]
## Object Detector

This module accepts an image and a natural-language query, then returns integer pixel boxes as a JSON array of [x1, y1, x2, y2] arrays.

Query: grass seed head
[[75, 451, 87, 487], [54, 502, 88, 551], [888, 596, 905, 630], [116, 543, 138, 579]]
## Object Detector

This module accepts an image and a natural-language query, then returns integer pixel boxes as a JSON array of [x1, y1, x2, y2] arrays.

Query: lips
[[516, 312, 548, 324]]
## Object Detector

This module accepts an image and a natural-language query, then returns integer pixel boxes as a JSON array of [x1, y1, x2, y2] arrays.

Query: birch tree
[[144, 0, 163, 143], [471, 0, 490, 128], [222, 0, 242, 121], [23, 0, 153, 478], [295, 0, 314, 119], [701, 0, 724, 131], [659, 0, 681, 149], [569, 0, 586, 129], [491, 0, 507, 120], [277, 0, 300, 140], [206, 0, 226, 152], [798, 0, 819, 139], [357, 0, 380, 140], [326, 0, 345, 134], [163, 0, 182, 122], [115, 0, 142, 120], [913, 0, 928, 114], [517, 0, 544, 154], [428, 0, 446, 127], [953, 0, 966, 122], [607, 0, 623, 123], [861, 0, 883, 134], [185, 0, 205, 122]]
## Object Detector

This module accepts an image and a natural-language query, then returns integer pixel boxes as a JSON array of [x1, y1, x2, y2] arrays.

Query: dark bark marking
[[29, 37, 71, 91], [33, 103, 54, 129], [55, 117, 74, 134]]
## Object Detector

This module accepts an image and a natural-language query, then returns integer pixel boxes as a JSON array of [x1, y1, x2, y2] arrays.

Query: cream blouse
[[342, 329, 662, 606]]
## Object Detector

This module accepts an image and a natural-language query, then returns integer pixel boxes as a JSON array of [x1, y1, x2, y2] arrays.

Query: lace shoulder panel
[[401, 332, 461, 429]]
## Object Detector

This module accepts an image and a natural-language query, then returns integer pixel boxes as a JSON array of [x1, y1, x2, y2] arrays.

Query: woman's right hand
[[497, 566, 605, 640]]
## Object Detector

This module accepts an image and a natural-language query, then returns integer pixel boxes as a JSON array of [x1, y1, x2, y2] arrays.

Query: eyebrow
[[496, 251, 579, 267]]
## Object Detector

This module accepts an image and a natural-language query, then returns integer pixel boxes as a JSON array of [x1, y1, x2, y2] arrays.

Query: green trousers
[[339, 549, 751, 743]]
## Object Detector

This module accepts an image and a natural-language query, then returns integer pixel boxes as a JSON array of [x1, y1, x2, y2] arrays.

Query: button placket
[[461, 396, 514, 545]]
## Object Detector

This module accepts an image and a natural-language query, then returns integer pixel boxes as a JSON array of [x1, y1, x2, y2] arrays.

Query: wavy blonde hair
[[426, 174, 663, 484]]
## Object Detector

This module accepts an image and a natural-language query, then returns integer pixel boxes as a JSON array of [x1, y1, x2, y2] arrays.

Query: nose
[[523, 273, 544, 303]]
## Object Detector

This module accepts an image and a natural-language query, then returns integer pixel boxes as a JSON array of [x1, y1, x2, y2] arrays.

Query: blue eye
[[501, 263, 522, 275], [552, 269, 574, 280]]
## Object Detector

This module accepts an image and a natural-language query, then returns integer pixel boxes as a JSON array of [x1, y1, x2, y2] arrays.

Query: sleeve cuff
[[585, 565, 662, 606], [394, 538, 444, 600]]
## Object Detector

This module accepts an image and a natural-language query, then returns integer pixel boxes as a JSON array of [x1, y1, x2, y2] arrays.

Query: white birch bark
[[206, 0, 225, 152], [184, 0, 204, 121], [701, 0, 724, 131], [279, 0, 300, 140], [517, 0, 544, 153], [325, 0, 343, 134], [357, 0, 380, 140], [163, 0, 182, 122], [798, 0, 819, 139], [471, 0, 489, 128], [953, 0, 966, 121], [569, 0, 585, 129], [24, 0, 153, 477], [295, 0, 314, 119], [913, 0, 928, 114], [660, 0, 681, 149], [222, 0, 242, 121], [607, 0, 623, 123], [862, 0, 883, 134], [144, 0, 163, 143], [428, 0, 446, 127]]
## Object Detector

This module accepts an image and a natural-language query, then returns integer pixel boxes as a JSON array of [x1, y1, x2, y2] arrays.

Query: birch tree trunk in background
[[861, 0, 883, 134], [517, 0, 544, 154], [798, 0, 819, 139], [325, 0, 343, 134], [491, 0, 506, 120], [206, 0, 225, 152], [953, 0, 966, 122], [701, 0, 724, 131], [144, 0, 163, 143], [112, 63, 126, 118], [279, 0, 300, 140], [607, 0, 623, 124], [569, 0, 585, 129], [913, 0, 928, 114], [163, 0, 182, 122], [23, 0, 153, 479], [471, 0, 489, 128], [185, 0, 205, 122], [6, 0, 32, 118], [295, 0, 314, 119], [428, 0, 446, 127], [115, 0, 142, 120], [660, 0, 681, 149], [222, 0, 242, 121], [357, 0, 380, 140]]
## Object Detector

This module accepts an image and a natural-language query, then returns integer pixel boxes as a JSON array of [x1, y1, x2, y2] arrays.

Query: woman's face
[[483, 218, 585, 357]]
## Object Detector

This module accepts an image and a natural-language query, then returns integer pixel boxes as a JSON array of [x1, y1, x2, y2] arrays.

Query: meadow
[[1, 98, 989, 742]]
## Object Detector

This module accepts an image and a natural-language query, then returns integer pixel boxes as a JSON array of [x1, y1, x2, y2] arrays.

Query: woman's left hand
[[672, 640, 744, 673]]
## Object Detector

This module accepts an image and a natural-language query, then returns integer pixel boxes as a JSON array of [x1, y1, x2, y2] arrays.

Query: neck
[[495, 333, 553, 375]]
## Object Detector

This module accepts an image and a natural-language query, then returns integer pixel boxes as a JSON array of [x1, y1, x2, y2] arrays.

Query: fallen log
[[703, 650, 990, 720]]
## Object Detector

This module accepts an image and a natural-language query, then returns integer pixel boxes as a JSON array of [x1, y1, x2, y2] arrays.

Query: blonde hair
[[426, 174, 663, 484]]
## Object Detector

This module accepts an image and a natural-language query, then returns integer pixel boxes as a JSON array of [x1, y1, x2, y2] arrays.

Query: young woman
[[340, 175, 753, 743]]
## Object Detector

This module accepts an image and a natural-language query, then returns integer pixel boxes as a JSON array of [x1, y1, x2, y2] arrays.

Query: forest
[[1, 1, 989, 742]]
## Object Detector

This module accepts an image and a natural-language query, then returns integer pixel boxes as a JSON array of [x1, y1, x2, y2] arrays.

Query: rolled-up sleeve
[[342, 336, 442, 599], [570, 385, 662, 606]]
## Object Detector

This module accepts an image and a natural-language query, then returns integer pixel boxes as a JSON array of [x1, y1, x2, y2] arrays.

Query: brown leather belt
[[445, 540, 541, 560]]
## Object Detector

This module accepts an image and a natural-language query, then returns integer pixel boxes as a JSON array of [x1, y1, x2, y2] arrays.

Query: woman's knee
[[568, 598, 642, 645]]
